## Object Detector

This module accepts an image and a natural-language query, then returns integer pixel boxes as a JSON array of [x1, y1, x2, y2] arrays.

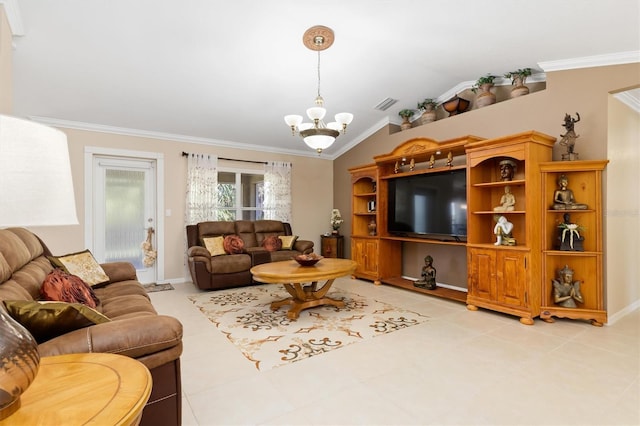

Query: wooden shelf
[[472, 179, 526, 188], [381, 236, 466, 246], [381, 276, 467, 303], [473, 210, 526, 215]]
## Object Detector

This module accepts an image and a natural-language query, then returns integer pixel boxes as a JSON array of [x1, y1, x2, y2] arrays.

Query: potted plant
[[504, 68, 532, 98], [471, 74, 497, 108], [417, 98, 438, 124], [398, 109, 414, 130]]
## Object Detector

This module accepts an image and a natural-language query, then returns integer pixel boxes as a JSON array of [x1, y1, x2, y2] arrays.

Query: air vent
[[374, 97, 398, 111]]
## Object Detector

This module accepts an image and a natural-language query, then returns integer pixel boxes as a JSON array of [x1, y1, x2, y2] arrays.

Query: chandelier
[[284, 26, 353, 154]]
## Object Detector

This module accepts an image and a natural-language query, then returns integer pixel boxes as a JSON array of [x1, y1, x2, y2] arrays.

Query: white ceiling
[[5, 0, 640, 158]]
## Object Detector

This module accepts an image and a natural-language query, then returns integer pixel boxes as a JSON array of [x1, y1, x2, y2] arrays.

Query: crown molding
[[330, 117, 392, 159], [0, 0, 24, 36], [614, 89, 640, 114], [538, 50, 640, 72], [29, 116, 327, 159]]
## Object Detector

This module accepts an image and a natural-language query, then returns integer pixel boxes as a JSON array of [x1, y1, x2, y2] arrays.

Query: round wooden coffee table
[[251, 258, 357, 320], [0, 353, 152, 425]]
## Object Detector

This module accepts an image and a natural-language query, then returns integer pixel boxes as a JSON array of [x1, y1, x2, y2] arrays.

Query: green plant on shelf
[[472, 74, 497, 93], [503, 68, 532, 85]]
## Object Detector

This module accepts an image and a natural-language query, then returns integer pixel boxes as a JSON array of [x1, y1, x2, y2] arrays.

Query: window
[[214, 169, 265, 221]]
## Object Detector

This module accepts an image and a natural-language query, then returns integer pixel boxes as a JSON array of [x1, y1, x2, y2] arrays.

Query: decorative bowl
[[442, 95, 470, 116], [294, 253, 323, 266]]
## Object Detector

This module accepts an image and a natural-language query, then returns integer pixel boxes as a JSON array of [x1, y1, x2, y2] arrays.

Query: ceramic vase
[[400, 117, 412, 131], [475, 83, 496, 108], [420, 107, 437, 125], [510, 76, 530, 98]]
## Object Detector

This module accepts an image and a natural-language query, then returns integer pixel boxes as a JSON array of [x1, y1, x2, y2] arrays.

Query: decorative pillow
[[202, 236, 226, 256], [41, 269, 100, 309], [261, 235, 282, 252], [223, 235, 245, 254], [278, 235, 298, 250], [3, 300, 110, 343], [48, 249, 109, 287]]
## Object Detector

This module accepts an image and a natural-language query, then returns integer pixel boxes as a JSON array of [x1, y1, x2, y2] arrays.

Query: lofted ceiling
[[5, 0, 640, 158]]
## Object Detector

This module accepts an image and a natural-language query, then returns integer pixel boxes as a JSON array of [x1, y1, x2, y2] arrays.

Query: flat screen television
[[387, 169, 467, 241]]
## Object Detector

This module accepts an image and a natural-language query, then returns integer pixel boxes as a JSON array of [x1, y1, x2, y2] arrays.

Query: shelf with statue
[[414, 255, 437, 290], [551, 264, 584, 308], [557, 213, 584, 251], [493, 215, 516, 246], [551, 174, 588, 210]]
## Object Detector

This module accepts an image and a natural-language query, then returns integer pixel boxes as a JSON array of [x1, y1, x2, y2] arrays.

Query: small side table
[[321, 234, 344, 258], [0, 353, 152, 426]]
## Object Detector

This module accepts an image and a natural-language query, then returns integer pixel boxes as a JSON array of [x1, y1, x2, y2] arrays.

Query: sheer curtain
[[264, 161, 292, 222], [185, 154, 218, 225]]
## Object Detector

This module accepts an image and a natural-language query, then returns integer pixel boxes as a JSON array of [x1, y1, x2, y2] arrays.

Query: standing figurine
[[552, 265, 584, 308], [414, 255, 437, 290], [446, 152, 453, 167], [559, 112, 580, 160], [429, 154, 435, 169]]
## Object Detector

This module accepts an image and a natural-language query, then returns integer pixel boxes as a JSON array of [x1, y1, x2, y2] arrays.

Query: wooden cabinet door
[[468, 248, 496, 301], [496, 251, 527, 308], [351, 238, 379, 278]]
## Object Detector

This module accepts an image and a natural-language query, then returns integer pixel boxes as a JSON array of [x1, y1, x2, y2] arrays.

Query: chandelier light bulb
[[284, 115, 303, 134], [327, 122, 341, 131]]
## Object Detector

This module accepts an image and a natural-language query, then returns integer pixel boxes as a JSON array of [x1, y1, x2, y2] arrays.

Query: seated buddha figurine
[[493, 186, 515, 212], [552, 174, 588, 210]]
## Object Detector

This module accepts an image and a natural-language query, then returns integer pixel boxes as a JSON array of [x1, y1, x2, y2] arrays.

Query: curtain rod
[[181, 151, 267, 165]]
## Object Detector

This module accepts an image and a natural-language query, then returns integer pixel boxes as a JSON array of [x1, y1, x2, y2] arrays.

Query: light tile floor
[[149, 278, 640, 426]]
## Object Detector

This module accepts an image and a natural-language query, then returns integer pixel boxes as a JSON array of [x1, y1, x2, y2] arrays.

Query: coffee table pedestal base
[[271, 279, 344, 320]]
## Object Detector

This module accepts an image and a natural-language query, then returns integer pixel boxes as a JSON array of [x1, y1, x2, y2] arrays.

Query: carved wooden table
[[251, 258, 357, 320], [0, 353, 152, 426]]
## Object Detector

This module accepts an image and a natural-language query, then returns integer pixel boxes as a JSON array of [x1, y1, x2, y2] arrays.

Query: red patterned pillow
[[261, 235, 282, 252], [223, 234, 245, 254], [41, 269, 100, 309]]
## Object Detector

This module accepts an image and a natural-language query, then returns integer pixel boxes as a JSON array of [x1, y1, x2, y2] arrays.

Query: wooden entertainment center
[[349, 130, 607, 325]]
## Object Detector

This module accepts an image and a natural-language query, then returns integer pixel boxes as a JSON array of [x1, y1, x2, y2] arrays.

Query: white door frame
[[84, 146, 165, 282]]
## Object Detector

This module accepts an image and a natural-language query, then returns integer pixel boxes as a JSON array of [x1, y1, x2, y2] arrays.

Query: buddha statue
[[552, 174, 588, 210]]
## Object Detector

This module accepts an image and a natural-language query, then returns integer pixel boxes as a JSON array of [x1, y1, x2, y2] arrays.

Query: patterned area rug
[[143, 283, 174, 293], [189, 284, 429, 370]]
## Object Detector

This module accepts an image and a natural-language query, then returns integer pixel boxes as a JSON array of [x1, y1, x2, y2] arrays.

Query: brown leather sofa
[[0, 228, 183, 426], [186, 220, 314, 290]]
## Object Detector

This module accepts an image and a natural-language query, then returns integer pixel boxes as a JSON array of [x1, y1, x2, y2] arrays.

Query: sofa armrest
[[38, 314, 183, 360], [293, 239, 314, 254], [188, 246, 210, 259], [101, 262, 137, 283]]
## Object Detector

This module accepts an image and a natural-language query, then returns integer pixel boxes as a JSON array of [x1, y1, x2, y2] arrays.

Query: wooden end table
[[0, 353, 152, 426], [250, 258, 357, 320]]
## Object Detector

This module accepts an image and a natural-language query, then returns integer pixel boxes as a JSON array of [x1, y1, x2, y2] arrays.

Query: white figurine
[[494, 215, 515, 246]]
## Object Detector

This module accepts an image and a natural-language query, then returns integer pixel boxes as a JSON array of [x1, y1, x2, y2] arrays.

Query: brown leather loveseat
[[186, 220, 314, 290], [0, 228, 183, 426]]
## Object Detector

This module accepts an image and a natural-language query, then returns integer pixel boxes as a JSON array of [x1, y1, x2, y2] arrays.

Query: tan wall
[[30, 129, 333, 282], [334, 62, 640, 318], [0, 6, 12, 113], [606, 94, 640, 319]]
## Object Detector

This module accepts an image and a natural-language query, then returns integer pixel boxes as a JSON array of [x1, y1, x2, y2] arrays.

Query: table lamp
[[0, 114, 78, 419]]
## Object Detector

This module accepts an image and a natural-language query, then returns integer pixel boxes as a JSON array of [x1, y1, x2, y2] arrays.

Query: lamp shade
[[0, 115, 78, 227]]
